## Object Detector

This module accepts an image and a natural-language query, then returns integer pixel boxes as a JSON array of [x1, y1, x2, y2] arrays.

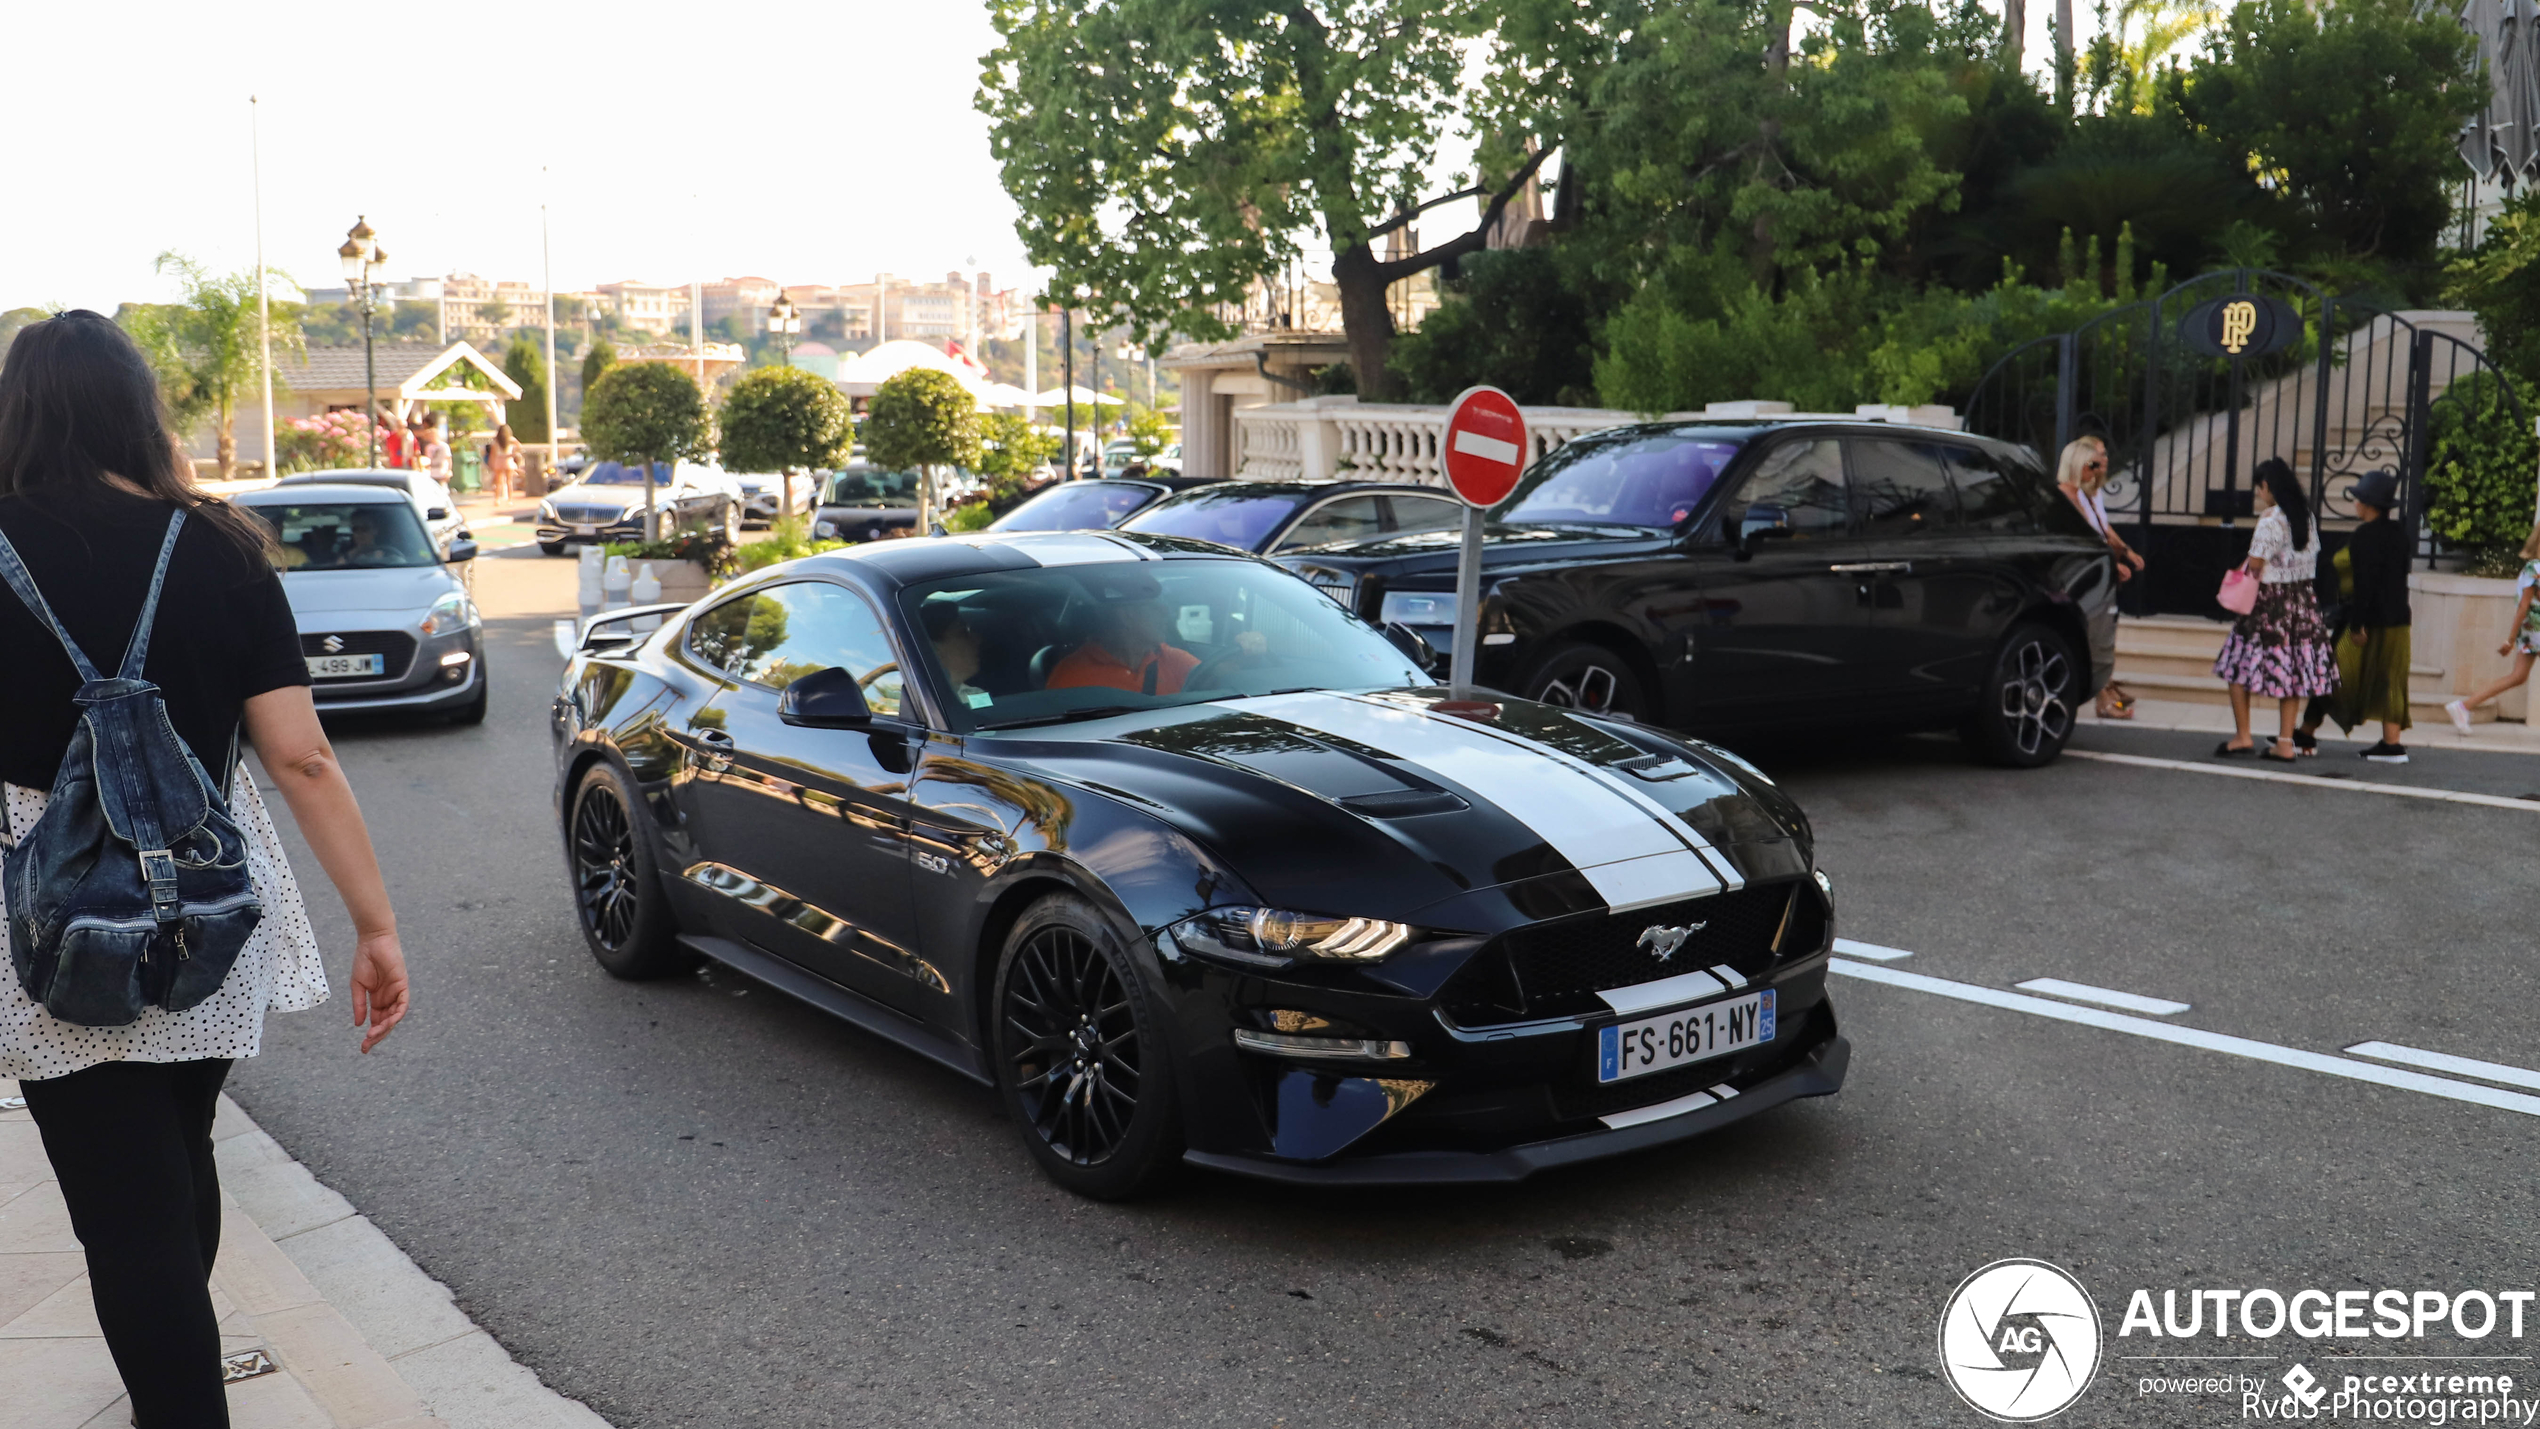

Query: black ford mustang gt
[[551, 529, 1848, 1197]]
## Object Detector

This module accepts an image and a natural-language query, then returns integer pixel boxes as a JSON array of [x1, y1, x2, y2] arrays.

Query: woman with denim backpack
[[0, 312, 410, 1426]]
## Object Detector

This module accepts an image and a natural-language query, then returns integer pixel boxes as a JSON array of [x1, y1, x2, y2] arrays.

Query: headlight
[[537, 500, 557, 521], [1170, 907, 1413, 968], [813, 520, 838, 539], [419, 591, 476, 637], [1379, 590, 1455, 626]]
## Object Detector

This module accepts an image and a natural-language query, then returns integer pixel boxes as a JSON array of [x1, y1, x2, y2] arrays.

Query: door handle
[[1828, 561, 1911, 574]]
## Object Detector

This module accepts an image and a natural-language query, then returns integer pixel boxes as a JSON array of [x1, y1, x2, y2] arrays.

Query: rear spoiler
[[551, 603, 692, 658]]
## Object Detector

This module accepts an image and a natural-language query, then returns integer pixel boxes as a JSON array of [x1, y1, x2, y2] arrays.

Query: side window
[[1940, 445, 2040, 534], [1384, 494, 1464, 536], [1277, 495, 1386, 550], [1851, 440, 1959, 537], [1722, 439, 1850, 538], [695, 582, 904, 714]]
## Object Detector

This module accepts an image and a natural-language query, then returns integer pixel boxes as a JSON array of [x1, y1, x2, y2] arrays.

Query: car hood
[[278, 565, 459, 616], [1277, 521, 1671, 574], [981, 689, 1810, 932], [547, 482, 663, 508]]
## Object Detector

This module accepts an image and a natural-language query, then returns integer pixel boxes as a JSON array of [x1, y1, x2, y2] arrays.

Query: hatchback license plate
[[304, 653, 384, 678], [1597, 989, 1774, 1084]]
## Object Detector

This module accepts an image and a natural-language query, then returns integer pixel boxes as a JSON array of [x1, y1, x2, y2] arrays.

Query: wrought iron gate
[[1963, 268, 2527, 615]]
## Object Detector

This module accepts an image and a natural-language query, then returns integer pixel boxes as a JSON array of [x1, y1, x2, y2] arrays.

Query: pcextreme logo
[[1939, 1259, 2106, 1422]]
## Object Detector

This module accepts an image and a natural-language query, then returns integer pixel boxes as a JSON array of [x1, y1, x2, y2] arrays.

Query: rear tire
[[1521, 642, 1649, 722], [567, 763, 696, 979], [992, 893, 1181, 1200], [1960, 622, 2079, 768]]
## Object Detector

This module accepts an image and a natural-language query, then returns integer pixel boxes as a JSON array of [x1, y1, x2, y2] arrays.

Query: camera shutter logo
[[1937, 1259, 2102, 1421], [2283, 1364, 2326, 1410]]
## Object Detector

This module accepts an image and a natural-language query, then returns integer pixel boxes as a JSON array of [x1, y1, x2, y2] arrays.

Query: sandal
[[2214, 740, 2255, 757], [2095, 694, 2136, 720], [2292, 731, 2319, 757], [2260, 746, 2301, 764], [2106, 681, 2138, 713]]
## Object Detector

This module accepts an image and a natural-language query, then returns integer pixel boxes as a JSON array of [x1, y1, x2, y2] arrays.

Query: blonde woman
[[2057, 436, 2144, 717], [485, 423, 522, 503]]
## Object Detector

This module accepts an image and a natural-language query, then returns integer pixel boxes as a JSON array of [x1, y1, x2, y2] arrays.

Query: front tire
[[1522, 642, 1649, 722], [539, 542, 567, 557], [721, 499, 741, 544], [567, 763, 696, 978], [449, 674, 488, 726], [992, 893, 1181, 1200], [1961, 622, 2079, 768]]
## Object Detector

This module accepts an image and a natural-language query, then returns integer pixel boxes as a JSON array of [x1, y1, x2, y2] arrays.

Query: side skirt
[[677, 934, 991, 1086]]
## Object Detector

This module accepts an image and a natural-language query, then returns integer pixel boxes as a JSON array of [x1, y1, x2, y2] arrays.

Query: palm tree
[[146, 253, 304, 479]]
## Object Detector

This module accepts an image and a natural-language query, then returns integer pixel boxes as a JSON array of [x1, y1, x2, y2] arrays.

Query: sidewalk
[[2082, 694, 2540, 756], [0, 1082, 609, 1429]]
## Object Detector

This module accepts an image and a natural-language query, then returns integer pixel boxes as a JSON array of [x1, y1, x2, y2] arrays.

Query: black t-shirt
[[0, 485, 308, 791]]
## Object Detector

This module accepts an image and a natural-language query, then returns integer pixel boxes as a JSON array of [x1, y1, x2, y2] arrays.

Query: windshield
[[901, 558, 1426, 732], [990, 481, 1159, 532], [581, 461, 671, 486], [253, 502, 441, 571], [1118, 489, 1305, 549], [1502, 431, 1747, 529], [825, 467, 918, 505]]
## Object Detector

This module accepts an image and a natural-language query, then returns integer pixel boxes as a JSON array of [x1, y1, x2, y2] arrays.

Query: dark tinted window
[[825, 467, 919, 505], [582, 461, 671, 487], [1851, 440, 1958, 537], [1385, 494, 1464, 536], [1277, 495, 1386, 550], [991, 481, 1160, 531], [1723, 439, 1850, 537], [1937, 444, 2037, 533], [1503, 432, 1744, 529], [1120, 488, 1307, 548], [688, 581, 904, 712]]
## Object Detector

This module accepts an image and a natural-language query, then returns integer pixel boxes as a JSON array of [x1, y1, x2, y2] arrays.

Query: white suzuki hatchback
[[235, 483, 486, 723]]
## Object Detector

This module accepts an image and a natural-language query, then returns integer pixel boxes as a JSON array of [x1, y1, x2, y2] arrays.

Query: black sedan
[[552, 530, 1846, 1196], [1118, 478, 1466, 554], [1275, 418, 2117, 766], [987, 475, 1219, 532]]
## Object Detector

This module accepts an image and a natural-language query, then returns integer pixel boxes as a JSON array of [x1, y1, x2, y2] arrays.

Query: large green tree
[[502, 335, 550, 444], [978, 0, 1596, 398], [132, 255, 303, 478], [718, 366, 853, 520], [581, 362, 711, 539], [865, 369, 979, 528]]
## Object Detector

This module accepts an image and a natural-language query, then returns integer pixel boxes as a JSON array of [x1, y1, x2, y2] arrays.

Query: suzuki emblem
[[321, 635, 346, 654], [1635, 922, 1707, 962]]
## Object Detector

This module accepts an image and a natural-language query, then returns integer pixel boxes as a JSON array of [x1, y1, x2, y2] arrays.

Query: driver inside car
[[1046, 596, 1198, 696], [921, 601, 994, 709], [344, 509, 416, 566]]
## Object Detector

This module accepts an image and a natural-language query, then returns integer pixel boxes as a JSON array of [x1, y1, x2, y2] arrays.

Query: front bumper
[[535, 518, 642, 546], [1158, 924, 1847, 1185], [307, 628, 483, 713]]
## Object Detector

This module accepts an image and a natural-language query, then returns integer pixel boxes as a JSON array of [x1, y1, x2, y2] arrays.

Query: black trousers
[[22, 1057, 234, 1428]]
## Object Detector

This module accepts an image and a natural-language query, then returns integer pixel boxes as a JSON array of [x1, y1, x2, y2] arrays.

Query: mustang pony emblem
[[1636, 922, 1707, 962]]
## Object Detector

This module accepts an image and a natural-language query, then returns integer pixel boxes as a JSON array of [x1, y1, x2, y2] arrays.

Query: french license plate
[[304, 653, 384, 678], [1597, 990, 1774, 1084], [573, 523, 597, 536]]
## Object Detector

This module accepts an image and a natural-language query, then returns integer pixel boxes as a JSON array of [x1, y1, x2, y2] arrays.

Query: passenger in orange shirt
[[1047, 599, 1199, 696]]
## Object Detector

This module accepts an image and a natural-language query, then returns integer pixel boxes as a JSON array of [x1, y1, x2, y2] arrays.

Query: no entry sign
[[1442, 385, 1529, 508]]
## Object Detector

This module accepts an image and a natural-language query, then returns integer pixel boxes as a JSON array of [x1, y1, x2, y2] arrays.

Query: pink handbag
[[2218, 567, 2259, 616]]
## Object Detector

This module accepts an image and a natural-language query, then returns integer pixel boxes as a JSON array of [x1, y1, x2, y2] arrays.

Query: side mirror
[[1736, 504, 1793, 555], [1382, 621, 1441, 674], [445, 540, 478, 564], [427, 506, 451, 521], [778, 666, 873, 728]]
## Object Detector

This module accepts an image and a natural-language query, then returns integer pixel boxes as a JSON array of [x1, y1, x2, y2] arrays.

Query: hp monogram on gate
[[1636, 922, 1707, 962]]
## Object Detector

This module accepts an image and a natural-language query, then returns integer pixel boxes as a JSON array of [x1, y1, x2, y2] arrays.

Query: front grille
[[554, 504, 627, 524], [301, 630, 416, 683], [1440, 880, 1805, 1025]]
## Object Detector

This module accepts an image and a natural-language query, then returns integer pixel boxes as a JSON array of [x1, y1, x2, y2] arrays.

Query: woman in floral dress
[[2213, 458, 2338, 761]]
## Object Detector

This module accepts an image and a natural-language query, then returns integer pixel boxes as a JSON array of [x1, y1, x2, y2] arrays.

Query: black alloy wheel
[[993, 893, 1180, 1199], [1524, 642, 1648, 722], [567, 763, 694, 978], [1962, 621, 2078, 768]]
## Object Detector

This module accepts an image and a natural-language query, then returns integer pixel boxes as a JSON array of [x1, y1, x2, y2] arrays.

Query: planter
[[2409, 572, 2528, 722], [629, 558, 713, 607]]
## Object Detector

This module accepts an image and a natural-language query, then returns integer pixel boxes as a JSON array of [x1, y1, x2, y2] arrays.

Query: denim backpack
[[0, 510, 262, 1025]]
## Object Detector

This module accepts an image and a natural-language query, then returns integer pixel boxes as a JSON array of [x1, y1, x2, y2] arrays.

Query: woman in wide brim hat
[[2298, 469, 2413, 761]]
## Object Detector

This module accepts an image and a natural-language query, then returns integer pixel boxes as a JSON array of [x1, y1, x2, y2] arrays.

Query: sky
[[0, 0, 1042, 314], [1, 0, 2097, 318]]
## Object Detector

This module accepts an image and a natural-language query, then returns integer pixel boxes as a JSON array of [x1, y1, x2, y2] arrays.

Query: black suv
[[1274, 419, 2117, 765]]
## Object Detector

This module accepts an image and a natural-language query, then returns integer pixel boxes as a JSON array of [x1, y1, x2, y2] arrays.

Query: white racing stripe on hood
[[1229, 691, 1733, 911]]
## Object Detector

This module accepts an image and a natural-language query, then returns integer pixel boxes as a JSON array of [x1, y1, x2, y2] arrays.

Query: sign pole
[[1436, 384, 1528, 701], [1450, 504, 1486, 700]]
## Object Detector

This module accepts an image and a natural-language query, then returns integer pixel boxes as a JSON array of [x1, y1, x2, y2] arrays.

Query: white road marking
[[1832, 937, 1915, 960], [1829, 958, 2540, 1118], [2066, 749, 2540, 813], [1451, 429, 1521, 466], [2014, 978, 2191, 1016], [2344, 1041, 2540, 1092]]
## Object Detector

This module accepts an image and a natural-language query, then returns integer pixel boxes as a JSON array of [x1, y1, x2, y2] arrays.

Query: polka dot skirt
[[0, 771, 330, 1081]]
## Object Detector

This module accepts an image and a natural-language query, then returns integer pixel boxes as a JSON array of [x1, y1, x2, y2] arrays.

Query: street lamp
[[766, 293, 801, 366], [338, 217, 389, 468]]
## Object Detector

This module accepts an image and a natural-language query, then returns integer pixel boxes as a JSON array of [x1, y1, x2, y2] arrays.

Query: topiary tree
[[581, 339, 617, 407], [865, 368, 979, 529], [719, 366, 853, 522], [503, 335, 550, 444], [581, 362, 711, 540], [975, 412, 1060, 507]]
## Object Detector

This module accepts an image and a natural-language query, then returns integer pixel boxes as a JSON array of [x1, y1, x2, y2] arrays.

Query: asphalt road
[[228, 548, 2540, 1428]]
